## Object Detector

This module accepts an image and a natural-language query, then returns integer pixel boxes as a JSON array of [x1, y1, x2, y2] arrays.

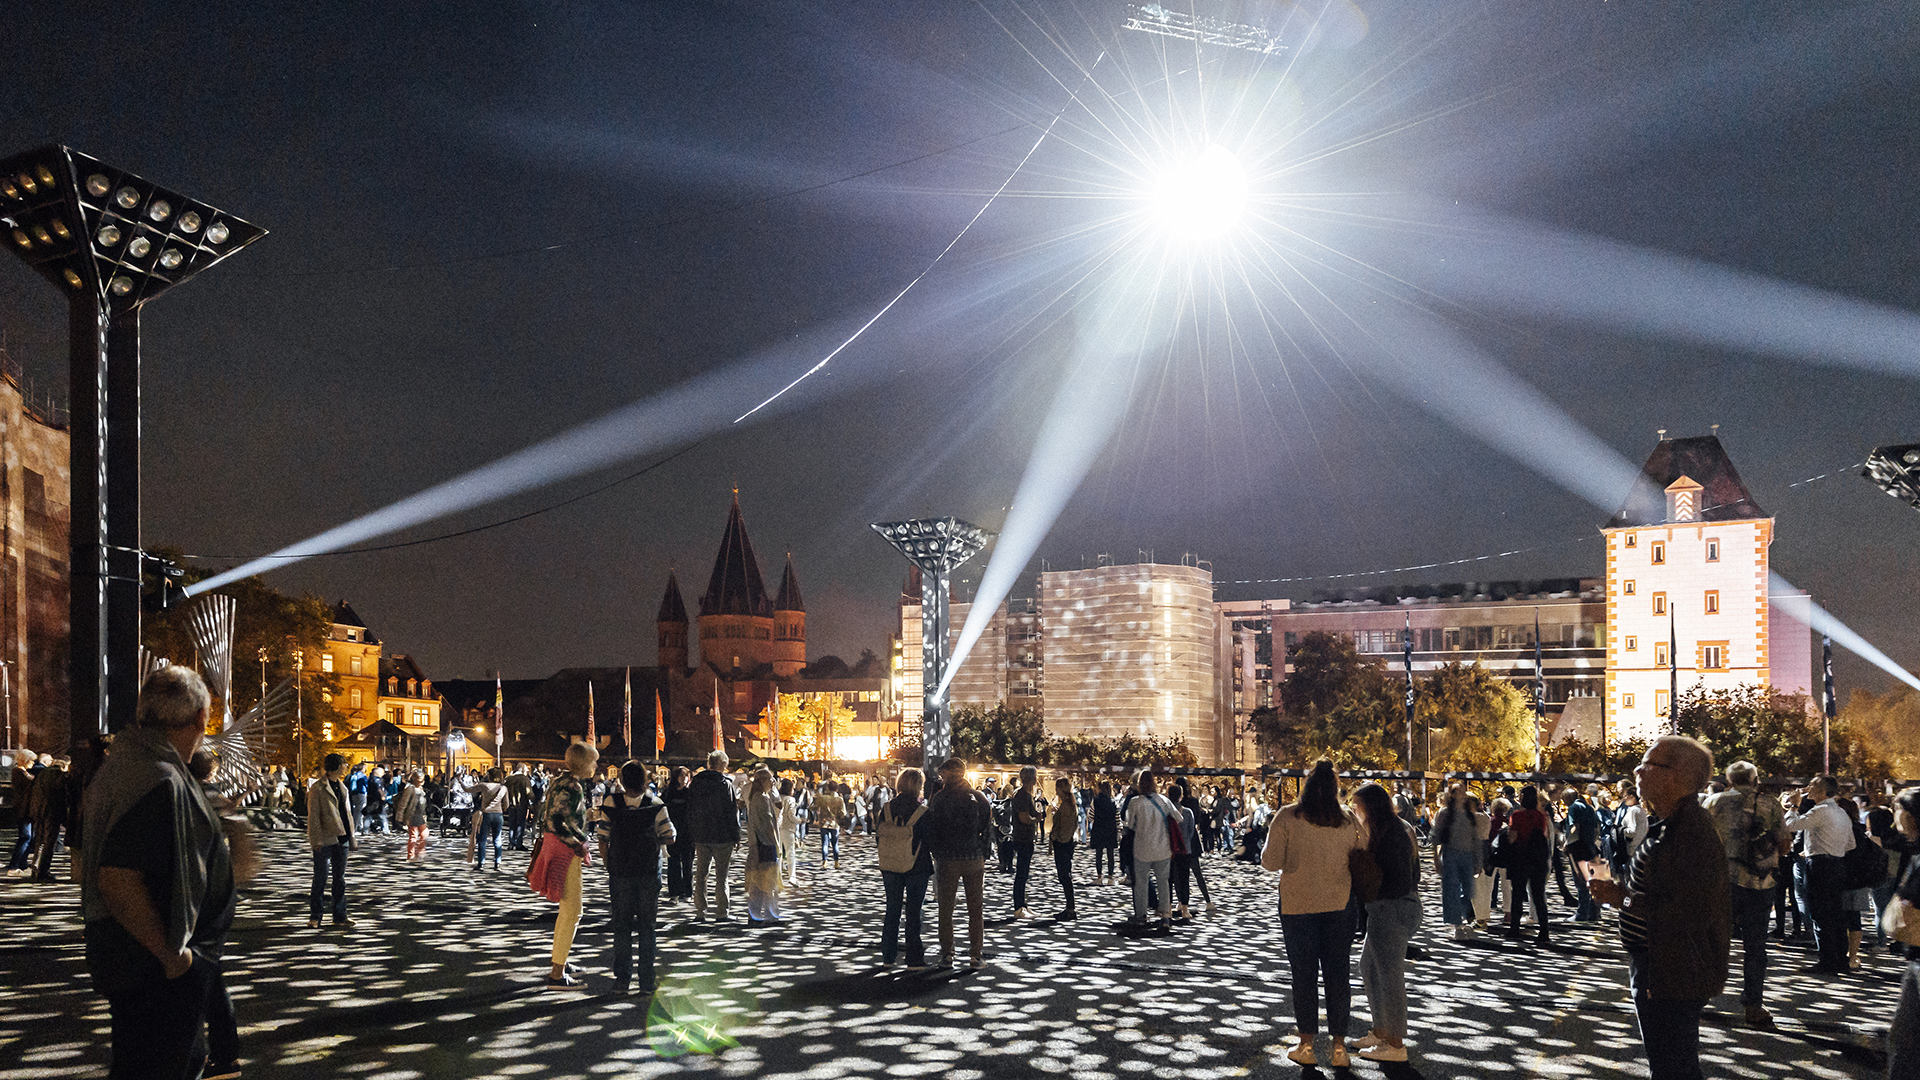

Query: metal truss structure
[[872, 518, 994, 769], [1122, 3, 1289, 55], [1863, 443, 1920, 514]]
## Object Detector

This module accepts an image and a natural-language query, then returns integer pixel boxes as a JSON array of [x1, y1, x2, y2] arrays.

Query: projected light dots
[[1147, 144, 1250, 240]]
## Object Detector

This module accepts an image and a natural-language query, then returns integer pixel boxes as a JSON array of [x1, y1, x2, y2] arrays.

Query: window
[[350, 655, 362, 675], [1704, 590, 1719, 614], [1623, 693, 1635, 708], [1625, 636, 1638, 651], [1625, 534, 1637, 548], [408, 678, 418, 696], [321, 653, 334, 673], [1651, 542, 1665, 564], [1706, 538, 1720, 562], [413, 707, 432, 726], [346, 628, 358, 641], [1652, 593, 1667, 616], [350, 688, 362, 709], [1655, 641, 1669, 666], [1443, 628, 1461, 650], [389, 706, 403, 725], [1655, 690, 1670, 715], [1623, 580, 1636, 595], [1700, 644, 1727, 670]]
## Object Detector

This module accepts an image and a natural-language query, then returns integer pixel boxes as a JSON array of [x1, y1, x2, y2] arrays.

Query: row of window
[[1307, 624, 1600, 654], [1622, 587, 1722, 616], [1623, 535, 1722, 564], [702, 624, 774, 640], [1622, 691, 1673, 712], [1618, 638, 1729, 669]]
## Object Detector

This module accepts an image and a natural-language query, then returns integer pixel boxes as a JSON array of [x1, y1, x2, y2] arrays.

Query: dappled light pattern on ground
[[0, 828, 1899, 1078]]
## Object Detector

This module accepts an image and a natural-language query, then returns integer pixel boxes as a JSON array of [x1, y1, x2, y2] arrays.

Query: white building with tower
[[1602, 433, 1812, 741]]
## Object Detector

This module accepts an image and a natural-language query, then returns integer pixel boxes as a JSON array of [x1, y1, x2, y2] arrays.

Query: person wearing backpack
[[600, 759, 675, 993], [1705, 760, 1788, 1029], [1784, 775, 1857, 974], [1122, 772, 1183, 926], [875, 767, 932, 968]]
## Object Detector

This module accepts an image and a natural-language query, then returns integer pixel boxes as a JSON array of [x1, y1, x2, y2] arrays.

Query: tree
[[786, 693, 854, 760], [1543, 735, 1650, 776], [1672, 683, 1881, 780], [1841, 686, 1920, 778], [140, 555, 344, 771], [1419, 663, 1538, 772], [951, 703, 1048, 766], [1264, 631, 1404, 769]]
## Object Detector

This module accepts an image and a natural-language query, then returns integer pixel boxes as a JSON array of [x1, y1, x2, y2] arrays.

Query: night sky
[[1, 1, 1915, 693]]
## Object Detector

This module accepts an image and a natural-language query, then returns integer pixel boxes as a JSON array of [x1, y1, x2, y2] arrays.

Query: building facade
[[0, 361, 69, 754]]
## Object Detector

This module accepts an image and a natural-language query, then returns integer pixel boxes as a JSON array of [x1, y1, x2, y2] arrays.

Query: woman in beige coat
[[1262, 759, 1364, 1069]]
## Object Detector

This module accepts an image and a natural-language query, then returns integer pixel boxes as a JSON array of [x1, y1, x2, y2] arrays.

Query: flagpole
[[623, 667, 632, 761], [1822, 635, 1835, 774], [494, 673, 503, 768], [1533, 609, 1546, 773], [1668, 605, 1679, 735], [1401, 614, 1415, 774]]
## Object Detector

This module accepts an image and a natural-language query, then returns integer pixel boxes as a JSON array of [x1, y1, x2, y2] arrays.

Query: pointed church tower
[[772, 553, 807, 676], [657, 570, 690, 671], [698, 491, 776, 672]]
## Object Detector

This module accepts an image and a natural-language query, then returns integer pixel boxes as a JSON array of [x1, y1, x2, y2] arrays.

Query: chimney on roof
[[1657, 428, 1667, 441]]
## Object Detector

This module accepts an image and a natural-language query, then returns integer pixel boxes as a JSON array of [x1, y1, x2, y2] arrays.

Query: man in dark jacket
[[7, 749, 38, 873], [1590, 736, 1730, 1080], [924, 757, 994, 969], [685, 751, 742, 923]]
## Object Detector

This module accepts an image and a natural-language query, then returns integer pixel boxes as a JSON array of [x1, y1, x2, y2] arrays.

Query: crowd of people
[[10, 668, 1919, 1080]]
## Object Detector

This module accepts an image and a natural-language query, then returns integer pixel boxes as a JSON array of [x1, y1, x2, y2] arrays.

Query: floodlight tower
[[0, 146, 265, 740], [1863, 443, 1920, 513], [871, 518, 994, 770]]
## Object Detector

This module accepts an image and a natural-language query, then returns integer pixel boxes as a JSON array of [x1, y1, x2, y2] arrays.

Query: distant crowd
[[9, 667, 1920, 1080]]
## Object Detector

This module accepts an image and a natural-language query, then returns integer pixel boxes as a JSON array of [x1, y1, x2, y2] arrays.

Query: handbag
[[1488, 828, 1513, 870], [1884, 897, 1920, 948], [1349, 845, 1383, 905], [755, 839, 778, 864]]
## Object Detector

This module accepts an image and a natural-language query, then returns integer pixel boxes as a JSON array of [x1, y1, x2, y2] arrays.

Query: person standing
[[1588, 736, 1730, 1080], [662, 767, 694, 900], [537, 740, 599, 988], [744, 769, 782, 925], [1089, 781, 1120, 885], [1048, 775, 1079, 921], [776, 777, 801, 886], [6, 749, 37, 874], [1263, 759, 1364, 1070], [1882, 786, 1920, 1078], [876, 767, 932, 968], [504, 764, 533, 851], [1431, 785, 1486, 940], [1564, 787, 1603, 922], [1172, 782, 1214, 918], [471, 768, 508, 871], [601, 760, 675, 994], [686, 751, 741, 922], [27, 757, 69, 882], [925, 757, 994, 969], [394, 770, 430, 862], [80, 666, 236, 1080], [1009, 766, 1041, 919], [813, 781, 845, 870], [1784, 775, 1857, 974], [345, 762, 369, 834], [1123, 773, 1181, 925], [1704, 760, 1788, 1029], [1501, 785, 1555, 946], [306, 755, 357, 929], [1351, 782, 1421, 1063]]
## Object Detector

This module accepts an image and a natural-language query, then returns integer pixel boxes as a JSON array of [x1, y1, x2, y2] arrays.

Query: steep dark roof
[[1608, 435, 1767, 527], [658, 570, 689, 625], [379, 653, 431, 685], [775, 554, 805, 613], [699, 493, 773, 619], [333, 601, 368, 628]]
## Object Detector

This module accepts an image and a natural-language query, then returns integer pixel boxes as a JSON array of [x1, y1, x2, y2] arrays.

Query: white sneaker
[[1015, 907, 1034, 919]]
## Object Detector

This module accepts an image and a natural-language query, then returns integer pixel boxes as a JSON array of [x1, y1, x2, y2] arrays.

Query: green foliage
[[1840, 686, 1920, 779], [1543, 735, 1650, 776], [1672, 682, 1881, 780], [1420, 663, 1539, 773], [1261, 631, 1405, 769], [950, 704, 1196, 769]]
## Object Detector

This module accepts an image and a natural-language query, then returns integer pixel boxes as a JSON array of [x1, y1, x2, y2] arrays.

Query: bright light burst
[[1147, 143, 1249, 239]]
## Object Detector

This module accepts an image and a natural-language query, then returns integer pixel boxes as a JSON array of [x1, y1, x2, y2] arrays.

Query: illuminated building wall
[[1040, 561, 1217, 763], [0, 361, 69, 754]]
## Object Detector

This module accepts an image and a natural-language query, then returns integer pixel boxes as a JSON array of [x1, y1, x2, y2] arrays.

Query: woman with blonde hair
[[394, 769, 429, 861], [744, 768, 783, 924], [533, 740, 597, 988]]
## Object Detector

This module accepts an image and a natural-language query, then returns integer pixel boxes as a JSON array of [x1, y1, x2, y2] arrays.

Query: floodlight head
[[871, 517, 994, 574], [1863, 443, 1920, 513], [1148, 144, 1249, 240], [0, 145, 265, 313]]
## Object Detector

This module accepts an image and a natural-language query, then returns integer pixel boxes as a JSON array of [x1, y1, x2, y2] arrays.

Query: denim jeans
[[1572, 860, 1598, 921], [1361, 896, 1421, 1041], [474, 812, 504, 868], [1730, 884, 1772, 1005], [310, 843, 348, 922], [1011, 842, 1034, 909], [608, 875, 660, 991], [881, 868, 931, 964], [1281, 907, 1355, 1037], [821, 828, 840, 862], [6, 819, 33, 871], [1440, 847, 1478, 926]]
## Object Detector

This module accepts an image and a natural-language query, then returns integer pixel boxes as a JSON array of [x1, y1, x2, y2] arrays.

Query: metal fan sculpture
[[173, 595, 297, 791]]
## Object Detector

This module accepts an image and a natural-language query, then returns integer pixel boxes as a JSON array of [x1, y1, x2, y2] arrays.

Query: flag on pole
[[1401, 614, 1415, 770], [710, 678, 724, 752], [623, 667, 632, 758], [494, 675, 504, 766], [1822, 635, 1835, 774], [1668, 606, 1679, 734], [654, 689, 666, 758], [587, 682, 597, 745], [1532, 610, 1547, 772]]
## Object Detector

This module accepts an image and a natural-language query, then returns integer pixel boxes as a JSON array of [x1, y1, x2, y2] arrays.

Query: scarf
[[79, 725, 229, 956]]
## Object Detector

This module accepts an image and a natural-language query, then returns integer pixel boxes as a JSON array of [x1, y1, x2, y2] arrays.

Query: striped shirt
[[1619, 814, 1670, 952]]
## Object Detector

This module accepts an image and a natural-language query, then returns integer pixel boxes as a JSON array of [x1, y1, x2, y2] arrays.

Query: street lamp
[[871, 517, 994, 770], [0, 146, 264, 742]]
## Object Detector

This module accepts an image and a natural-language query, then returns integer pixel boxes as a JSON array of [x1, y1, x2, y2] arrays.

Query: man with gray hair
[[80, 664, 237, 1079], [1783, 774, 1856, 974], [685, 750, 742, 922], [1589, 735, 1730, 1080], [1705, 760, 1787, 1030]]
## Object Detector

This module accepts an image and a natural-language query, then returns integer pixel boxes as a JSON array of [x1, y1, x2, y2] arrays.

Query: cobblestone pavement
[[0, 827, 1903, 1079]]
